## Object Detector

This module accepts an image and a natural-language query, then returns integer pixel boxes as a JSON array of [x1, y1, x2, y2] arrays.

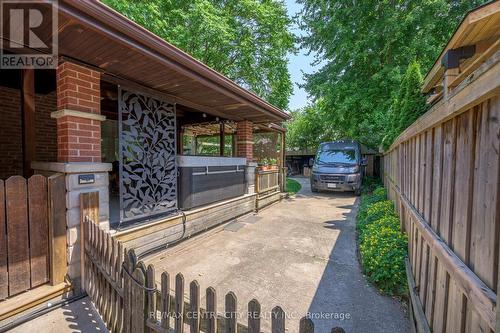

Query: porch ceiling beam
[[101, 73, 243, 121], [268, 123, 286, 132]]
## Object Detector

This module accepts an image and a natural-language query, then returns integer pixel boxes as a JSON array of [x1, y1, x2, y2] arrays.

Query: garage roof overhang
[[14, 0, 290, 124]]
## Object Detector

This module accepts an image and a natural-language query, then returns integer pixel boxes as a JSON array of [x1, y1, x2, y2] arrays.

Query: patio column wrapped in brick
[[34, 61, 112, 291], [53, 62, 103, 162], [236, 120, 254, 162], [236, 120, 257, 194]]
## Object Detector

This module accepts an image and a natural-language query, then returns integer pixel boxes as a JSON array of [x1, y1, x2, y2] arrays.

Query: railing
[[82, 191, 343, 333], [382, 52, 499, 332], [83, 217, 124, 332], [255, 168, 280, 195]]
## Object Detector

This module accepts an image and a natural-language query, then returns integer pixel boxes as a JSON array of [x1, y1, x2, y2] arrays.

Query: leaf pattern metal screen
[[118, 88, 177, 222]]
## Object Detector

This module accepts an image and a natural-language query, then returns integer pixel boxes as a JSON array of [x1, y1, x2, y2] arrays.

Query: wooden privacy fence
[[0, 174, 66, 300], [255, 168, 280, 194], [382, 58, 499, 331], [82, 192, 339, 333]]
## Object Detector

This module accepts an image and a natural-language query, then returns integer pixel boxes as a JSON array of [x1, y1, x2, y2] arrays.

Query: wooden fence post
[[255, 169, 260, 194], [299, 317, 314, 333], [132, 262, 148, 333], [190, 280, 200, 333], [80, 191, 99, 291], [175, 273, 185, 333], [161, 272, 171, 331], [123, 249, 136, 333], [0, 180, 6, 300], [247, 299, 261, 333], [104, 233, 112, 324], [147, 264, 156, 327], [5, 176, 30, 295], [271, 306, 285, 333], [225, 291, 237, 333], [206, 287, 217, 333], [28, 175, 49, 287]]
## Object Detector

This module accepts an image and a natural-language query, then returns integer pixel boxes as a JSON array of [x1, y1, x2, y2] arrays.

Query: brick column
[[53, 62, 103, 162], [44, 61, 109, 291], [236, 120, 254, 161]]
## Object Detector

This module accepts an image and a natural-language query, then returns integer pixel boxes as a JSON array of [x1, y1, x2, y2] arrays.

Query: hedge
[[357, 185, 408, 296], [357, 186, 387, 224]]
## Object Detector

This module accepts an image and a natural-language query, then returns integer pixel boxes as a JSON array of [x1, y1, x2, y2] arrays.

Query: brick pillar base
[[236, 120, 253, 162], [47, 61, 108, 292]]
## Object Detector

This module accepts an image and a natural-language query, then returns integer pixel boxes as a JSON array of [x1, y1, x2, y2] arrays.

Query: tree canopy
[[286, 102, 334, 151], [293, 0, 484, 149], [102, 0, 295, 110], [382, 61, 427, 149]]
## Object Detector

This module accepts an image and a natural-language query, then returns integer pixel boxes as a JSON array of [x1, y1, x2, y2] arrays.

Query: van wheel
[[311, 185, 318, 193]]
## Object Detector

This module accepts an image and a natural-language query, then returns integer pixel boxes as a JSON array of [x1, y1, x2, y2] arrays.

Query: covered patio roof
[[4, 0, 290, 124]]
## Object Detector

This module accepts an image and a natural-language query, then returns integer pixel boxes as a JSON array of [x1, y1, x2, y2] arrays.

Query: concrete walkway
[[146, 177, 409, 333], [6, 178, 408, 333]]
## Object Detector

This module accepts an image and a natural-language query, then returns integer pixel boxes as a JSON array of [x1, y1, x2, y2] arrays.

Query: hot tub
[[177, 156, 247, 210]]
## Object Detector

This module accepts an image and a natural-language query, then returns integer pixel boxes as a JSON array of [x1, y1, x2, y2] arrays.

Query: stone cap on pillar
[[31, 161, 112, 174]]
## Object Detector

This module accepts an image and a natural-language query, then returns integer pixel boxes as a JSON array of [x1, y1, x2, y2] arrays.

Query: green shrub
[[372, 187, 387, 197], [358, 200, 396, 234], [286, 178, 301, 194], [359, 221, 407, 294], [356, 184, 407, 296], [361, 176, 382, 194], [358, 215, 399, 243], [357, 186, 388, 227]]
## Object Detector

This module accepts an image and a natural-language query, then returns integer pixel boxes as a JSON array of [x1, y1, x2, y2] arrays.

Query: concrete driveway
[[145, 177, 409, 333]]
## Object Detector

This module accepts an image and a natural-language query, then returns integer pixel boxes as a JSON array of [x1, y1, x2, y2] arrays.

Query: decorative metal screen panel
[[118, 88, 177, 222]]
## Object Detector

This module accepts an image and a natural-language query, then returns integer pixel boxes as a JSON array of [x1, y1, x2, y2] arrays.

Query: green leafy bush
[[286, 178, 301, 194], [357, 184, 407, 296], [358, 215, 400, 243], [357, 186, 387, 227], [372, 187, 387, 197], [358, 200, 397, 234], [359, 221, 407, 294], [361, 176, 382, 194]]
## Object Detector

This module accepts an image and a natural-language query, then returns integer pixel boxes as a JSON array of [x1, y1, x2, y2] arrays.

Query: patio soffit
[[5, 0, 290, 124]]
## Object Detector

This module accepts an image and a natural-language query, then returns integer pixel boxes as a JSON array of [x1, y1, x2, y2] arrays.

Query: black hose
[[137, 209, 187, 260], [0, 292, 87, 333]]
